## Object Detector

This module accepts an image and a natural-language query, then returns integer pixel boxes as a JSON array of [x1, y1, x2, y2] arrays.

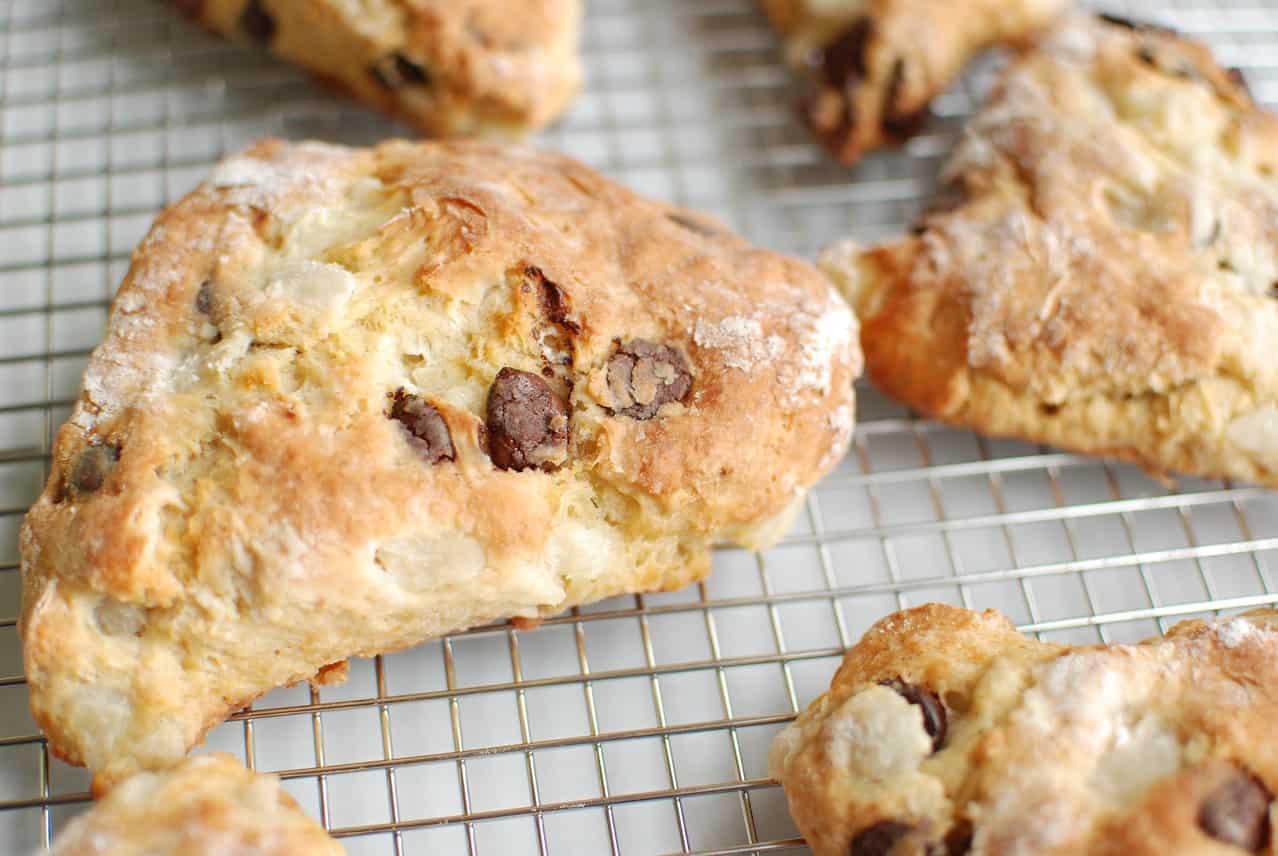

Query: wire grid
[[2, 0, 1278, 852]]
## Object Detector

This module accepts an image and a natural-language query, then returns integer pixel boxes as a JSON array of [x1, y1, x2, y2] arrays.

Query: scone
[[172, 0, 581, 137], [47, 754, 341, 855], [19, 139, 861, 786], [822, 13, 1278, 485], [759, 0, 1068, 163], [771, 603, 1278, 855]]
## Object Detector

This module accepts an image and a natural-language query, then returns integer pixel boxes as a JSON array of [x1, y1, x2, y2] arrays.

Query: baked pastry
[[48, 754, 341, 855], [172, 0, 581, 137], [770, 603, 1278, 855], [822, 13, 1278, 485], [19, 139, 860, 786], [759, 0, 1067, 163]]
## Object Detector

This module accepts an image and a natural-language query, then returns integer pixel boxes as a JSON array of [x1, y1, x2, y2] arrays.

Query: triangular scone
[[173, 0, 581, 137], [20, 139, 860, 784], [822, 14, 1278, 484], [759, 0, 1068, 163], [771, 604, 1278, 855], [50, 754, 342, 854]]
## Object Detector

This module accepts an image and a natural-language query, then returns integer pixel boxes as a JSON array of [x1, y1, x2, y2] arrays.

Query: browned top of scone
[[771, 603, 1278, 856], [177, 0, 582, 135], [19, 138, 858, 784], [832, 13, 1278, 415]]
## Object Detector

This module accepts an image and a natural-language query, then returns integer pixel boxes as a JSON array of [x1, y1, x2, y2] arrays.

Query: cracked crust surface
[[821, 14, 1278, 484], [174, 0, 581, 137], [759, 0, 1067, 163], [48, 754, 341, 855], [19, 138, 860, 786], [770, 603, 1278, 856]]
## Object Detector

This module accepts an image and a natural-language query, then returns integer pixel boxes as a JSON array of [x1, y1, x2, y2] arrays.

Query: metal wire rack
[[2, 0, 1278, 853]]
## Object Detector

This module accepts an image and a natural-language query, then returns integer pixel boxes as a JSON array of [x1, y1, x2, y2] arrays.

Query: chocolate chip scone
[[759, 0, 1067, 163], [173, 0, 581, 137], [48, 754, 341, 855], [821, 13, 1278, 485], [771, 603, 1278, 855], [19, 139, 860, 785]]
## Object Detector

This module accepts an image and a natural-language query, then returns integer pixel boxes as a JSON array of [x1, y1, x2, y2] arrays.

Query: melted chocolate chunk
[[371, 52, 432, 90], [667, 211, 724, 238], [389, 389, 455, 464], [530, 266, 579, 333], [823, 17, 874, 87], [239, 0, 276, 44], [942, 821, 973, 856], [1198, 769, 1273, 852], [485, 368, 569, 472], [850, 821, 913, 856], [69, 444, 120, 497], [880, 678, 948, 752], [195, 281, 214, 316], [606, 339, 692, 420], [173, 0, 204, 18], [882, 59, 928, 139]]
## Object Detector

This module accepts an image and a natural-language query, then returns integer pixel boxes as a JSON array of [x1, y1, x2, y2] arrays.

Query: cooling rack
[[2, 0, 1278, 853]]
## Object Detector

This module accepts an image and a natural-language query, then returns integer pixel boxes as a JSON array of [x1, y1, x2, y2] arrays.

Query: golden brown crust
[[49, 754, 341, 855], [20, 138, 860, 785], [822, 13, 1278, 485], [771, 603, 1278, 855], [174, 0, 581, 137], [761, 0, 1068, 163]]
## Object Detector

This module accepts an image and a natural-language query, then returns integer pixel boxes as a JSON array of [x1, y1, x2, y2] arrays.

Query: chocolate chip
[[239, 0, 276, 44], [851, 821, 914, 856], [1198, 769, 1273, 852], [880, 678, 948, 752], [485, 367, 569, 472], [667, 212, 724, 238], [606, 339, 692, 420], [173, 0, 203, 18], [371, 52, 432, 90], [1137, 45, 1157, 66], [822, 17, 873, 87], [195, 281, 214, 316], [389, 389, 455, 464], [882, 59, 928, 139], [69, 444, 119, 497]]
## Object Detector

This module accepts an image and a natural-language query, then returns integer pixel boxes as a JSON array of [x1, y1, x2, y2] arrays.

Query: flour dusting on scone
[[822, 13, 1278, 485], [771, 603, 1278, 855], [759, 0, 1068, 163], [19, 139, 860, 785], [48, 754, 341, 855], [172, 0, 582, 137]]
